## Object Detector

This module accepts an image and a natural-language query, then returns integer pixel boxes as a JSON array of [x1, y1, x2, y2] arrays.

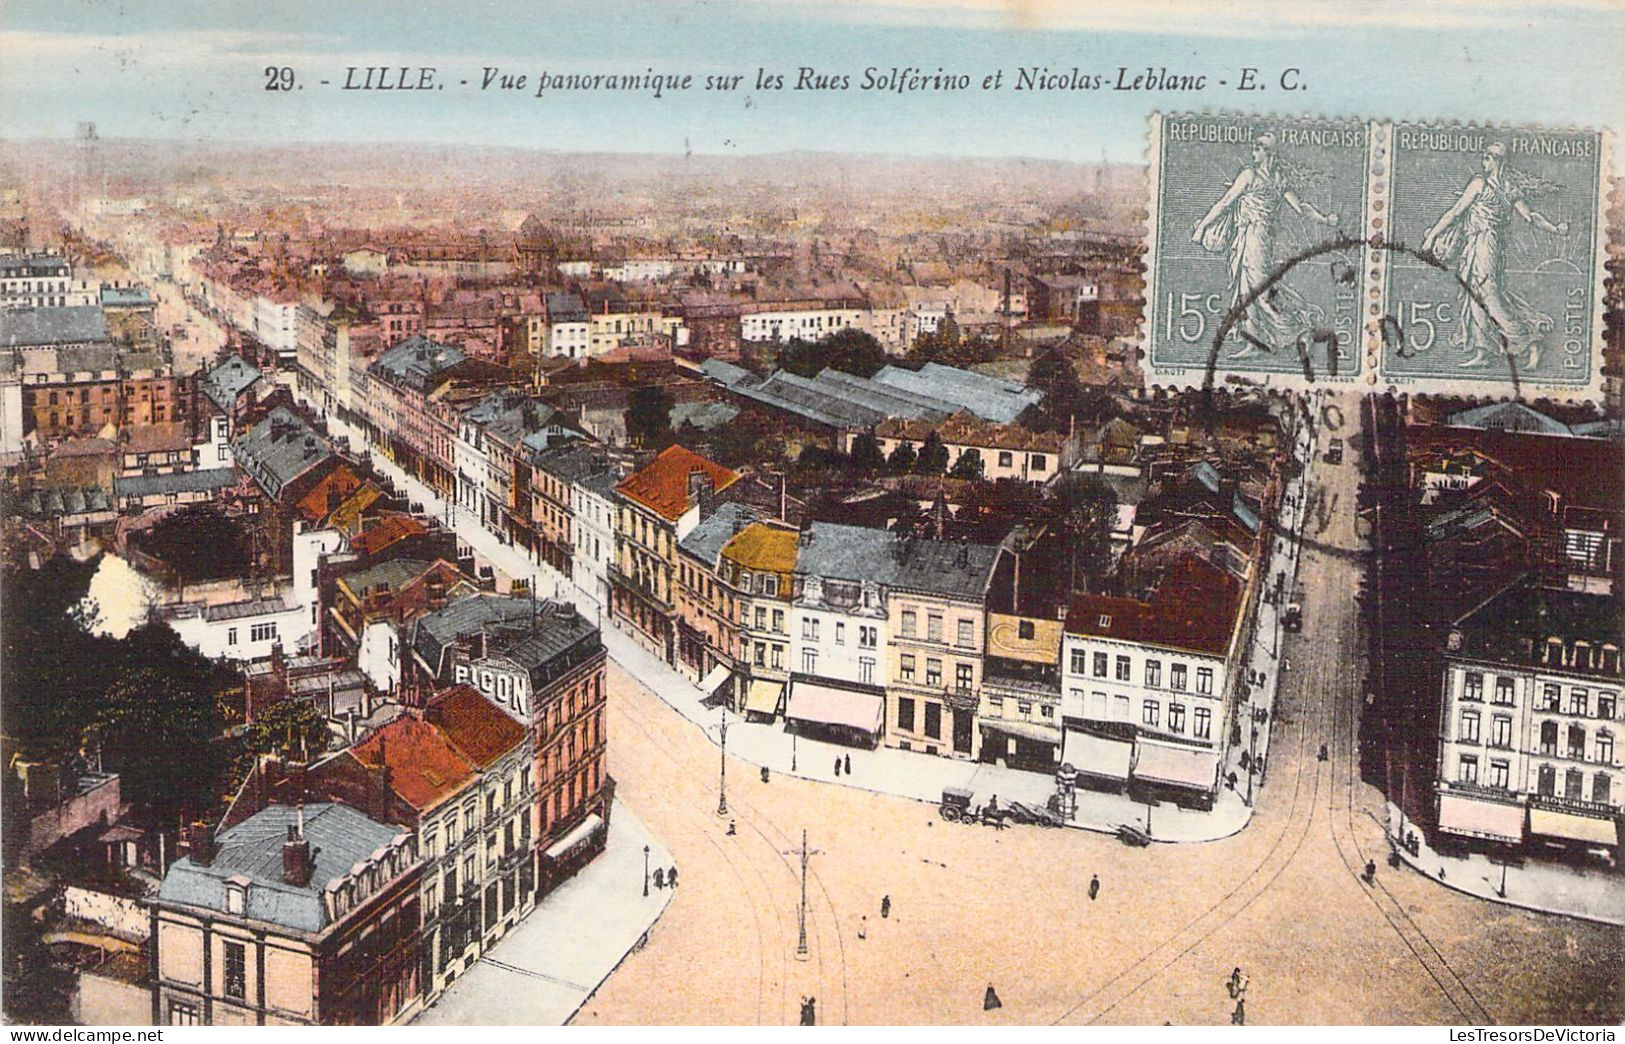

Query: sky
[[1, 0, 1621, 162]]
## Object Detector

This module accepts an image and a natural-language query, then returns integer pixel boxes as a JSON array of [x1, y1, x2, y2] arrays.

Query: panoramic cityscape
[[2, 0, 1623, 1031]]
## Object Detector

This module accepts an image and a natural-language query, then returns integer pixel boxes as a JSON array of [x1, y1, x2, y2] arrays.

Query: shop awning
[[700, 664, 732, 697], [744, 679, 784, 716], [543, 813, 604, 860], [1529, 807, 1617, 847], [1436, 794, 1525, 843], [785, 680, 884, 735], [981, 718, 1060, 745], [1061, 730, 1133, 781], [1133, 742, 1219, 792]]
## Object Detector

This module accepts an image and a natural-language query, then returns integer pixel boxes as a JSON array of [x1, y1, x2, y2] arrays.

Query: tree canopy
[[778, 328, 888, 379], [626, 384, 675, 449]]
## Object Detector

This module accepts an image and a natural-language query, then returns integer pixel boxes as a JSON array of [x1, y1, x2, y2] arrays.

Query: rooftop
[[351, 716, 476, 811], [113, 468, 237, 499], [231, 407, 338, 500], [722, 521, 801, 575], [1451, 576, 1623, 680], [155, 803, 408, 933], [616, 445, 739, 522], [679, 501, 761, 565], [1065, 553, 1245, 657], [198, 355, 261, 413], [427, 685, 527, 769], [0, 306, 109, 348], [369, 335, 468, 392]]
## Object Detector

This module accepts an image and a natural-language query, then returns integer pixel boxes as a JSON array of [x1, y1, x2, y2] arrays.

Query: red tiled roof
[[616, 444, 739, 522], [1065, 554, 1243, 657], [350, 715, 475, 811], [351, 514, 428, 556], [122, 423, 193, 454], [426, 685, 526, 770], [294, 465, 365, 523]]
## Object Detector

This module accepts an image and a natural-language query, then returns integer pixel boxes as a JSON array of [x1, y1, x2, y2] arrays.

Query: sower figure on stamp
[[1420, 142, 1568, 370], [1192, 132, 1340, 359]]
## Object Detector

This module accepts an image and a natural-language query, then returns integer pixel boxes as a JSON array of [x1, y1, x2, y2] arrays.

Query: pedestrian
[[653, 867, 666, 889], [1232, 998, 1246, 1025], [1227, 967, 1241, 998], [1088, 874, 1100, 901], [858, 916, 868, 941], [844, 753, 852, 775], [881, 894, 891, 919], [761, 766, 770, 783], [800, 997, 817, 1026], [668, 865, 679, 888], [1318, 743, 1328, 762], [727, 820, 737, 836], [834, 757, 842, 777], [1362, 860, 1376, 884], [984, 983, 1002, 1011]]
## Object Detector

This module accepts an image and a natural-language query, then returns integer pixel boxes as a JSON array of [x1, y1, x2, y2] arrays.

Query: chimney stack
[[189, 820, 218, 866], [282, 811, 313, 887]]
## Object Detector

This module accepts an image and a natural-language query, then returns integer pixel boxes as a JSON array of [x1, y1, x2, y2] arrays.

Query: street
[[573, 394, 1624, 1026]]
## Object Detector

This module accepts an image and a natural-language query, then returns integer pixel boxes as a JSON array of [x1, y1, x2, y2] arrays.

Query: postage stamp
[[1379, 122, 1607, 396], [1144, 112, 1370, 391]]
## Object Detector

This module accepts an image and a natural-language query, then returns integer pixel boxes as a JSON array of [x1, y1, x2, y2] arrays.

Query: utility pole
[[717, 706, 729, 816], [793, 829, 821, 961]]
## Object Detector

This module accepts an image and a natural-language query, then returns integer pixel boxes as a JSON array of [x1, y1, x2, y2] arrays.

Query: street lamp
[[643, 844, 650, 897], [791, 729, 798, 773], [1245, 726, 1259, 807], [717, 707, 729, 816]]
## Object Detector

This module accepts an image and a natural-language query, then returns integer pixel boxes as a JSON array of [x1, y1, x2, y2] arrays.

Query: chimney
[[282, 811, 313, 887], [956, 536, 970, 569], [189, 820, 218, 866], [370, 737, 393, 821]]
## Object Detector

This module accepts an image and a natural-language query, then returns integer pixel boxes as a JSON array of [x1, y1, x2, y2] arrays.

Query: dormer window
[[1099, 615, 1112, 629], [224, 875, 251, 915]]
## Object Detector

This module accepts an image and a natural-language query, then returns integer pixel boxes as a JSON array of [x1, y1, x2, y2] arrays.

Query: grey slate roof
[[527, 440, 616, 483], [21, 486, 112, 517], [870, 363, 1041, 424], [113, 468, 237, 498], [369, 335, 466, 392], [0, 306, 108, 348], [203, 596, 294, 622], [670, 400, 739, 432], [795, 522, 900, 584], [544, 292, 587, 322], [411, 594, 537, 679], [338, 557, 435, 595], [699, 358, 753, 387], [410, 594, 600, 687], [156, 803, 407, 934], [0, 254, 70, 277], [890, 536, 1001, 600], [199, 355, 261, 413], [101, 286, 155, 308], [679, 502, 760, 563], [231, 407, 337, 500]]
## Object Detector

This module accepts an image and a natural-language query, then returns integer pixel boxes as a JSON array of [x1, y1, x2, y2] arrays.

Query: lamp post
[[791, 729, 798, 773], [642, 844, 650, 897], [717, 707, 729, 816], [1246, 725, 1259, 806]]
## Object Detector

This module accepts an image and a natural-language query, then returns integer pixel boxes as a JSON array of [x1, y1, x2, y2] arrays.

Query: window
[[924, 702, 942, 738], [753, 642, 766, 667], [901, 610, 917, 638], [1492, 677, 1516, 705], [900, 654, 916, 681], [755, 607, 766, 630], [1461, 712, 1483, 742], [169, 1002, 200, 1026], [227, 627, 238, 646], [1070, 649, 1087, 675], [772, 645, 784, 670], [1142, 700, 1160, 727], [1194, 706, 1212, 739], [1115, 655, 1131, 682], [859, 657, 875, 684], [802, 649, 817, 674], [1169, 703, 1186, 733], [1490, 715, 1512, 749], [1540, 720, 1558, 755], [1196, 667, 1214, 695], [1041, 704, 1055, 719], [1113, 694, 1131, 721], [928, 614, 944, 642], [223, 941, 247, 999], [925, 659, 942, 687], [764, 576, 779, 597], [1597, 732, 1614, 765], [1170, 664, 1187, 691], [1537, 763, 1555, 795], [1542, 684, 1562, 711], [1459, 755, 1479, 784], [859, 626, 877, 649], [225, 884, 245, 914], [250, 622, 277, 643], [1568, 724, 1587, 759], [1018, 620, 1035, 640], [957, 619, 974, 648], [802, 618, 819, 641], [1462, 672, 1484, 701], [1594, 773, 1613, 804], [1030, 454, 1047, 471], [1145, 660, 1161, 688], [836, 622, 846, 645], [955, 663, 973, 692], [774, 610, 786, 634], [1569, 688, 1589, 717], [1093, 652, 1108, 678], [1600, 692, 1617, 720], [898, 697, 916, 731], [998, 451, 1013, 468], [1565, 768, 1584, 800], [1488, 761, 1510, 789]]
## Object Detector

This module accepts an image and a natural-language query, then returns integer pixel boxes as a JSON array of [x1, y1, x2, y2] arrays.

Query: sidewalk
[[414, 800, 675, 1026], [310, 401, 1310, 845], [1384, 803, 1625, 927]]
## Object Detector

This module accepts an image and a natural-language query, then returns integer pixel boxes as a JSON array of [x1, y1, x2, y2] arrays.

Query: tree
[[626, 384, 674, 449], [706, 408, 786, 469], [823, 328, 888, 377], [1049, 473, 1120, 592], [886, 441, 917, 474], [913, 431, 950, 475], [83, 656, 227, 819], [1026, 348, 1087, 431], [242, 698, 331, 763], [849, 430, 885, 473], [949, 448, 984, 481]]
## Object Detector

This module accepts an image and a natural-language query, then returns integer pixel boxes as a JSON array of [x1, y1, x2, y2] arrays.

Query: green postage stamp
[[1144, 113, 1608, 399]]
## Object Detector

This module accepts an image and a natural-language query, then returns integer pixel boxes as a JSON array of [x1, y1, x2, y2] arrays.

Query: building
[[610, 445, 739, 664], [152, 803, 422, 1025], [572, 465, 619, 614], [162, 594, 310, 662], [0, 253, 97, 309], [718, 519, 799, 719], [866, 412, 1076, 483], [1433, 577, 1622, 861], [1060, 554, 1247, 807], [978, 548, 1066, 772]]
